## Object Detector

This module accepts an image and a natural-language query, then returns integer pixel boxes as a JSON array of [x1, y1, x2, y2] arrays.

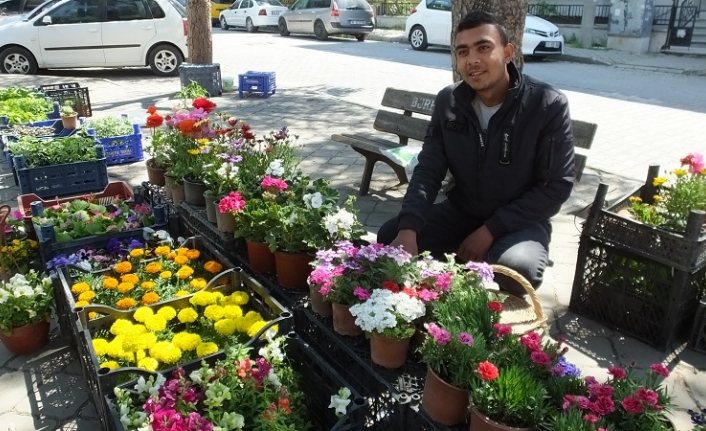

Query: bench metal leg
[[353, 148, 409, 196]]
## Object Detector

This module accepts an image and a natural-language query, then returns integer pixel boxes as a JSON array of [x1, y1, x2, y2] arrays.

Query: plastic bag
[[381, 146, 422, 177]]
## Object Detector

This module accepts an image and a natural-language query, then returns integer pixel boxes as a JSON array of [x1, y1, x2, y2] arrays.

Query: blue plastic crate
[[88, 122, 144, 166], [3, 118, 85, 170], [238, 71, 276, 98]]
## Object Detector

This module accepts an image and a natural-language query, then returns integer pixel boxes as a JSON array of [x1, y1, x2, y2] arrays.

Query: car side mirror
[[42, 15, 51, 24]]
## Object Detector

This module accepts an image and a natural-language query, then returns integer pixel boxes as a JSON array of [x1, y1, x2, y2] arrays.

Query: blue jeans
[[377, 200, 551, 296]]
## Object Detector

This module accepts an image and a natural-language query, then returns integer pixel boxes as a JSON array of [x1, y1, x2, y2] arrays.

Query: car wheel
[[220, 16, 229, 30], [278, 18, 290, 36], [314, 20, 328, 41], [245, 17, 258, 32], [0, 47, 37, 74], [355, 34, 366, 42], [148, 44, 182, 77], [409, 25, 428, 51]]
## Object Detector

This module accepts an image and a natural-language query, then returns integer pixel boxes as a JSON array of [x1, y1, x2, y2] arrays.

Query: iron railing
[[527, 3, 611, 25], [653, 5, 673, 25]]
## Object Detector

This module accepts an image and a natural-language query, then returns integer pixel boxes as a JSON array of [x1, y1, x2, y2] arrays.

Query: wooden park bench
[[332, 87, 597, 196]]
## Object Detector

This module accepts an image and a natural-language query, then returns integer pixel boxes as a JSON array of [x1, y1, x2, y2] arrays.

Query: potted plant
[[0, 234, 40, 282], [144, 107, 167, 186], [235, 198, 280, 274], [349, 288, 426, 369], [60, 103, 78, 129], [216, 191, 246, 234], [0, 270, 54, 354]]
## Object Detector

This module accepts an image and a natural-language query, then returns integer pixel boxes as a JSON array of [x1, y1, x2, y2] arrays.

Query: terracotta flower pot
[[215, 204, 237, 234], [469, 406, 529, 431], [309, 282, 332, 316], [370, 333, 411, 369], [183, 176, 207, 206], [246, 240, 276, 274], [203, 191, 218, 224], [145, 158, 167, 186], [0, 319, 50, 355], [421, 366, 469, 426], [332, 303, 363, 337], [274, 251, 313, 291], [61, 114, 78, 129]]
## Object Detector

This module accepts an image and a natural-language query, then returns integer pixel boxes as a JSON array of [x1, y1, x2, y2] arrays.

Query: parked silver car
[[277, 0, 374, 41]]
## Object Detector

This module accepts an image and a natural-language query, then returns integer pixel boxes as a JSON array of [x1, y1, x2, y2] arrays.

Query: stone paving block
[[0, 370, 32, 411], [15, 372, 88, 419], [60, 355, 85, 378], [364, 211, 398, 228], [561, 335, 618, 370], [0, 344, 15, 368], [55, 417, 103, 431], [77, 401, 99, 420], [0, 412, 57, 431], [612, 334, 675, 367], [6, 343, 75, 377], [666, 369, 699, 414], [555, 311, 616, 338]]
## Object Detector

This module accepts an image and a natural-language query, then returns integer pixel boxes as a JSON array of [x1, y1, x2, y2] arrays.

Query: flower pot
[[61, 114, 78, 130], [203, 191, 218, 224], [469, 406, 529, 431], [0, 319, 50, 355], [215, 204, 237, 234], [165, 174, 185, 203], [274, 251, 313, 291], [309, 282, 332, 317], [370, 333, 411, 369], [145, 158, 167, 186], [246, 240, 276, 274], [183, 176, 207, 206], [421, 366, 469, 426], [332, 303, 363, 337]]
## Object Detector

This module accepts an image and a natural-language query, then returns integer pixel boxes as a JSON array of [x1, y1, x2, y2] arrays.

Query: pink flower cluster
[[681, 152, 705, 174], [143, 374, 213, 431], [218, 191, 246, 214], [261, 175, 288, 192], [424, 322, 451, 346]]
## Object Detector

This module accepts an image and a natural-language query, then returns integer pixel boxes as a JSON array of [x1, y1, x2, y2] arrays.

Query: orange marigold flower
[[174, 255, 189, 266], [190, 278, 207, 290], [141, 292, 160, 305], [176, 266, 194, 280], [103, 277, 119, 290], [114, 262, 132, 274], [71, 282, 91, 295], [116, 298, 137, 310], [186, 249, 200, 259], [145, 262, 162, 274], [78, 290, 96, 302], [141, 281, 155, 290], [118, 282, 135, 294], [88, 312, 97, 320], [176, 247, 189, 256], [122, 274, 139, 285], [204, 261, 223, 274], [130, 249, 145, 258], [168, 252, 176, 260], [155, 246, 171, 256]]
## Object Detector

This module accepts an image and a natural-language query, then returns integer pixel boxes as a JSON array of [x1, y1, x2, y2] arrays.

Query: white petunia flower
[[266, 159, 284, 176], [13, 285, 34, 297], [0, 288, 10, 304]]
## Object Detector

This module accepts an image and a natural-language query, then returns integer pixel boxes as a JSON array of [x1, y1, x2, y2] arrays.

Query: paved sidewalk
[[0, 74, 705, 431], [367, 28, 706, 75]]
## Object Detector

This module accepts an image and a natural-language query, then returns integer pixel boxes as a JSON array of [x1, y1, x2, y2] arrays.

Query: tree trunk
[[187, 0, 213, 64], [451, 0, 527, 82]]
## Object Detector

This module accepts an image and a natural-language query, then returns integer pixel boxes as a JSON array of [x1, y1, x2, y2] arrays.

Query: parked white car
[[219, 0, 287, 32], [0, 0, 188, 75], [405, 0, 564, 57]]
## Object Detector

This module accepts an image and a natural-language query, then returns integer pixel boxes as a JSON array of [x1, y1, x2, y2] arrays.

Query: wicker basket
[[491, 265, 548, 335]]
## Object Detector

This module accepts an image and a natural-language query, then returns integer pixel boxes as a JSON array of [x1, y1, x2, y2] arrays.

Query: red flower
[[589, 384, 615, 399], [650, 363, 670, 377], [146, 113, 163, 128], [530, 351, 551, 366], [590, 396, 616, 416], [178, 119, 197, 136], [402, 287, 418, 298], [278, 398, 292, 414], [621, 395, 644, 414], [635, 388, 659, 406], [608, 366, 627, 380], [192, 97, 216, 113], [476, 361, 499, 381], [241, 123, 255, 140], [493, 323, 512, 337], [583, 414, 599, 423], [382, 281, 400, 293], [146, 106, 157, 114], [487, 301, 503, 312]]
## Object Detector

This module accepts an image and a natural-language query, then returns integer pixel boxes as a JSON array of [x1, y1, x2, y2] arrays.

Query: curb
[[367, 33, 407, 44], [555, 54, 613, 66], [683, 69, 706, 76]]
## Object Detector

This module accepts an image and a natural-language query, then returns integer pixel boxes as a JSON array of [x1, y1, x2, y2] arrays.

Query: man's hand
[[457, 225, 494, 263], [390, 229, 418, 256]]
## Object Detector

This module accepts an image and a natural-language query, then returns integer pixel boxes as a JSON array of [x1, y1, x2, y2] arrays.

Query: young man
[[377, 11, 575, 295]]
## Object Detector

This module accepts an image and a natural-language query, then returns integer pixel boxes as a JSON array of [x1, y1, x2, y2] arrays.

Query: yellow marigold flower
[[203, 261, 223, 274], [116, 298, 136, 310], [186, 249, 200, 259], [145, 262, 162, 274], [114, 261, 133, 274], [141, 281, 155, 290], [174, 255, 189, 266], [144, 314, 168, 332], [673, 168, 688, 177], [136, 349, 146, 361], [157, 306, 177, 321], [168, 252, 176, 260], [150, 341, 182, 364], [213, 292, 225, 304], [190, 291, 216, 307], [187, 149, 199, 155], [102, 277, 119, 290], [177, 307, 199, 323], [75, 300, 89, 308], [223, 305, 243, 319], [172, 332, 202, 351], [128, 324, 147, 335], [177, 247, 189, 256], [204, 305, 225, 321], [190, 278, 207, 290], [629, 196, 642, 203], [175, 290, 190, 297], [176, 266, 194, 279], [214, 319, 237, 336], [122, 334, 140, 352], [160, 271, 172, 279], [107, 335, 126, 358], [653, 195, 664, 203], [121, 273, 140, 285], [71, 282, 90, 295], [228, 291, 250, 306], [100, 361, 120, 370], [117, 282, 135, 294], [88, 312, 97, 320], [78, 290, 96, 302], [110, 319, 133, 335], [245, 310, 262, 322], [138, 332, 158, 350], [138, 357, 159, 372], [653, 176, 668, 187], [92, 338, 109, 357], [141, 292, 160, 305], [247, 320, 269, 338], [196, 342, 219, 357], [130, 248, 145, 258], [155, 246, 171, 256]]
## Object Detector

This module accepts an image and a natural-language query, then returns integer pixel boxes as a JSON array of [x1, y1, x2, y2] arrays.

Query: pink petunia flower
[[650, 363, 670, 377]]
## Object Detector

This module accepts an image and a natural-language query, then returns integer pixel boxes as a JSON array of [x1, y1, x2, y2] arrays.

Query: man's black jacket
[[397, 62, 576, 239]]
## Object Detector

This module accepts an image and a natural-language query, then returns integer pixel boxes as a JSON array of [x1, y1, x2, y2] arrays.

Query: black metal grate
[[38, 82, 93, 117]]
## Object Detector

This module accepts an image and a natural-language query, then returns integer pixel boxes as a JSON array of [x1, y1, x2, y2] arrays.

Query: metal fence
[[527, 3, 611, 25], [653, 5, 672, 25]]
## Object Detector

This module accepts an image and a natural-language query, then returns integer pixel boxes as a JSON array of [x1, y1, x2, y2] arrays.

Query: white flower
[[303, 192, 323, 209], [349, 289, 425, 334], [134, 375, 165, 398], [137, 424, 154, 431], [266, 159, 284, 176], [0, 288, 10, 304], [75, 260, 93, 272], [218, 412, 244, 430], [13, 285, 34, 298], [329, 387, 352, 417], [267, 369, 282, 388]]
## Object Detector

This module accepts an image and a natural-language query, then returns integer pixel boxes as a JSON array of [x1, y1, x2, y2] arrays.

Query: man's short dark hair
[[456, 11, 510, 45]]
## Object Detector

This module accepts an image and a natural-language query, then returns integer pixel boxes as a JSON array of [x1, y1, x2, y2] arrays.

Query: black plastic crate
[[176, 200, 246, 264], [179, 63, 223, 97], [38, 83, 92, 117], [570, 236, 706, 351], [690, 299, 706, 354]]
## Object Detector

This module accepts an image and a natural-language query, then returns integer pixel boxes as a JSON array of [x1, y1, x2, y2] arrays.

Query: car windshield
[[336, 0, 367, 9], [257, 0, 282, 5]]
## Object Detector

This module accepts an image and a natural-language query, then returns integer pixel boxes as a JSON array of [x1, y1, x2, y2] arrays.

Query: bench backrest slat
[[572, 120, 597, 150], [381, 88, 436, 116], [374, 110, 429, 144]]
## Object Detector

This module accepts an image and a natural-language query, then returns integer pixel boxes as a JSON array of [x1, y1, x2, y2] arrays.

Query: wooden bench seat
[[333, 87, 597, 196]]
